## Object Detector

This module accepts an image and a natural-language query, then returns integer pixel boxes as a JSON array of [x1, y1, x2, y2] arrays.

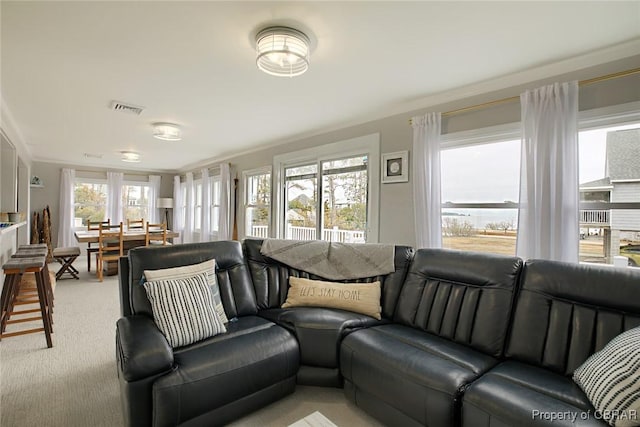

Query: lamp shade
[[157, 198, 174, 209], [255, 26, 310, 77]]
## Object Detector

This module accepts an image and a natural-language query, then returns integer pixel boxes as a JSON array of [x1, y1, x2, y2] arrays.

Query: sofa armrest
[[116, 315, 174, 382]]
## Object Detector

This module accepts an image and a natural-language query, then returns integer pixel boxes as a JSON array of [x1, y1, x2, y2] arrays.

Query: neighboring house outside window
[[122, 183, 152, 222]]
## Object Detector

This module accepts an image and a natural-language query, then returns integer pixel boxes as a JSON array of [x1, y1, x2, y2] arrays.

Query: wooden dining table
[[74, 229, 180, 276]]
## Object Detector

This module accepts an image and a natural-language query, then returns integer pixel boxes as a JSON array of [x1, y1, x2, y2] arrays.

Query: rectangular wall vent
[[110, 100, 144, 115]]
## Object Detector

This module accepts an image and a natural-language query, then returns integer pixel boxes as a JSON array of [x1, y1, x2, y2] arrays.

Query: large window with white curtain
[[179, 171, 222, 240], [439, 102, 640, 266]]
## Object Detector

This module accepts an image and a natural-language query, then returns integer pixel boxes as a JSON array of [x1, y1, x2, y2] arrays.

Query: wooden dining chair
[[86, 219, 110, 272], [127, 218, 145, 230], [96, 222, 123, 282], [145, 222, 168, 246]]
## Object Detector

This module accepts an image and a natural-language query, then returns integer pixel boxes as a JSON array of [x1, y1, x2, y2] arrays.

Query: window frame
[[121, 180, 153, 222], [273, 133, 380, 242], [243, 166, 272, 238], [73, 177, 108, 230], [440, 101, 640, 261]]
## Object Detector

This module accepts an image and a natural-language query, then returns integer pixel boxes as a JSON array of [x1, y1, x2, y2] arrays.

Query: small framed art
[[381, 151, 409, 183]]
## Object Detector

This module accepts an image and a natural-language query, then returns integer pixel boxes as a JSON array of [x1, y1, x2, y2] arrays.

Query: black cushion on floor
[[341, 324, 498, 426]]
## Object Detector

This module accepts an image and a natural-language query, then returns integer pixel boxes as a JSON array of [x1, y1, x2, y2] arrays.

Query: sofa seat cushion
[[341, 324, 498, 426], [462, 361, 604, 427], [151, 316, 299, 427], [260, 307, 383, 369]]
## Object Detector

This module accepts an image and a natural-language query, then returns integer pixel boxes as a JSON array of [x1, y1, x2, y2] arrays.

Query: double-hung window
[[244, 167, 271, 238], [122, 183, 152, 221], [273, 133, 380, 242], [73, 179, 108, 228]]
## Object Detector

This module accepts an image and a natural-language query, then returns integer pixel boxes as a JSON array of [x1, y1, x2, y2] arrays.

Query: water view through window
[[440, 123, 640, 266]]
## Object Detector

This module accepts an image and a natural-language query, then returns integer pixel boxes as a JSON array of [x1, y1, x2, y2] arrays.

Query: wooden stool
[[1, 256, 54, 348], [52, 246, 81, 280]]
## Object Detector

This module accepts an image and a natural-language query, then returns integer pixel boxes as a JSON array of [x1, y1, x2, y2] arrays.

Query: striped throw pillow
[[144, 259, 229, 324], [573, 326, 640, 427], [143, 272, 227, 348]]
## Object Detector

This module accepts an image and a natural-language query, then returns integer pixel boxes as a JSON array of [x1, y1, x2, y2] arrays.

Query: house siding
[[611, 182, 640, 231]]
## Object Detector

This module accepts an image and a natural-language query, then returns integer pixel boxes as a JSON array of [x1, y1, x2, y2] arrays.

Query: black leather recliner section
[[342, 324, 498, 426], [462, 259, 640, 427], [244, 239, 414, 386], [152, 317, 299, 427], [116, 241, 300, 427], [341, 249, 523, 427]]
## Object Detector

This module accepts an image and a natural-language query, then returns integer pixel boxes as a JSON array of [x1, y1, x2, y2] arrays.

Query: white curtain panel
[[106, 171, 123, 225], [57, 168, 76, 247], [173, 176, 184, 243], [183, 172, 195, 244], [412, 112, 443, 249], [200, 168, 211, 242], [218, 163, 232, 240], [516, 81, 579, 262], [148, 175, 161, 223]]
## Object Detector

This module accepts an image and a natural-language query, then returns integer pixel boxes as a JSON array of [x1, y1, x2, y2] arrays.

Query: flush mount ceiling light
[[255, 26, 310, 77], [121, 151, 141, 163], [153, 123, 182, 141]]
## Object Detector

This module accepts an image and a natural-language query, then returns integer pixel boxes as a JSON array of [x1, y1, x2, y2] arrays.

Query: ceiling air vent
[[110, 100, 144, 115]]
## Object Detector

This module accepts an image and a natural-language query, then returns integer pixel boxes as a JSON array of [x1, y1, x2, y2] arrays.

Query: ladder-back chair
[[96, 222, 123, 282], [126, 218, 145, 230], [145, 222, 168, 246], [86, 219, 110, 272]]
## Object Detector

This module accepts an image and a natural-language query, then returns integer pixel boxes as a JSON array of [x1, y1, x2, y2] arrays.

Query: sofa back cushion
[[394, 248, 523, 358], [128, 241, 257, 318], [243, 239, 414, 319], [506, 259, 640, 376]]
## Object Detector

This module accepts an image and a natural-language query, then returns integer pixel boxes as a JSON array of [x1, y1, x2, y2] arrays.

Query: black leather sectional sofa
[[116, 239, 640, 427]]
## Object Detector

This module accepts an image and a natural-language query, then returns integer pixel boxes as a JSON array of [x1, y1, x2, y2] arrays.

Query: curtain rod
[[408, 67, 640, 124], [74, 169, 155, 177]]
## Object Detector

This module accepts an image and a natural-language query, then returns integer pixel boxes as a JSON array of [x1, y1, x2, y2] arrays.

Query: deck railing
[[250, 224, 366, 243], [580, 209, 610, 225]]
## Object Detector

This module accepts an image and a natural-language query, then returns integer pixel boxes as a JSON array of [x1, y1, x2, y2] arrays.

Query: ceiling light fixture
[[153, 123, 182, 141], [255, 26, 310, 77], [121, 151, 141, 163]]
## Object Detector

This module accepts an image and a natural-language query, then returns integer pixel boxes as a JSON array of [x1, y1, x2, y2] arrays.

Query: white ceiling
[[2, 1, 640, 172]]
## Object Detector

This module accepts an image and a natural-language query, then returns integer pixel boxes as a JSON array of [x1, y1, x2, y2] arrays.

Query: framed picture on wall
[[381, 151, 409, 183]]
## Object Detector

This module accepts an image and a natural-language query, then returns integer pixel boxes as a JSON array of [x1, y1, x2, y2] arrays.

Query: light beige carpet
[[0, 256, 384, 427]]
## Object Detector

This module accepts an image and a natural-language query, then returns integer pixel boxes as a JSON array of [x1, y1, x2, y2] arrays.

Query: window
[[439, 102, 640, 265], [578, 121, 640, 266], [273, 133, 380, 242], [440, 125, 521, 256], [244, 168, 271, 238], [122, 183, 152, 221], [211, 176, 221, 233], [74, 180, 107, 228]]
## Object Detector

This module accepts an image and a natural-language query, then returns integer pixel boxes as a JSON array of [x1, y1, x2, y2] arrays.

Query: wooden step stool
[[52, 246, 81, 280]]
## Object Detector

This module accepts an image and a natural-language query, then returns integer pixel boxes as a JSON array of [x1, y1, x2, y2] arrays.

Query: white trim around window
[[273, 133, 380, 242]]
